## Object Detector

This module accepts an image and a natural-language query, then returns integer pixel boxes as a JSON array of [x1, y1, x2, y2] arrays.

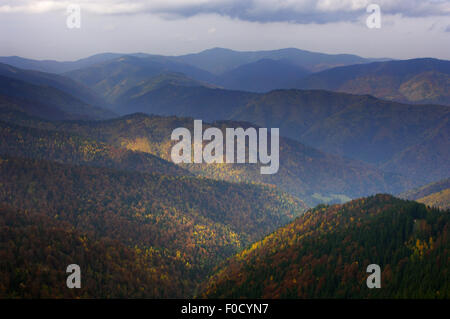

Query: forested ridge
[[2, 112, 411, 206], [0, 155, 305, 297], [0, 205, 179, 298], [202, 195, 450, 298], [0, 120, 189, 176]]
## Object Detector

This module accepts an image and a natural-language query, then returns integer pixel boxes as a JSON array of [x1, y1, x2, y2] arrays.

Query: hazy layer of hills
[[202, 195, 449, 298], [297, 58, 450, 106], [5, 50, 448, 107], [400, 178, 450, 210], [0, 76, 114, 121], [0, 53, 137, 74], [213, 58, 310, 92], [0, 111, 411, 207], [0, 62, 115, 121], [0, 47, 379, 75], [0, 63, 105, 107], [62, 49, 386, 96], [0, 52, 447, 199], [54, 53, 450, 186], [172, 48, 382, 74], [66, 56, 216, 103], [231, 90, 449, 183], [71, 76, 450, 186], [1, 48, 389, 94]]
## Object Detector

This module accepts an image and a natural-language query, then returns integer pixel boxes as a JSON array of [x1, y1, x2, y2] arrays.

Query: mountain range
[[4, 49, 449, 107], [0, 111, 411, 207], [0, 47, 448, 299], [0, 47, 381, 74], [64, 59, 450, 186], [0, 62, 114, 121], [297, 58, 450, 106], [0, 51, 448, 197]]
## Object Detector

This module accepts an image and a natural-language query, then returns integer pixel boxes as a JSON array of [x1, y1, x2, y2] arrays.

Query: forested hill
[[201, 194, 450, 298], [0, 110, 412, 206], [0, 205, 178, 298], [0, 120, 189, 177], [0, 155, 306, 298], [27, 113, 413, 206]]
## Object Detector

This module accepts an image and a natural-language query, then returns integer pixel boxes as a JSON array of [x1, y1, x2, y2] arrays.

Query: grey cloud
[[116, 0, 450, 24], [1, 0, 449, 24]]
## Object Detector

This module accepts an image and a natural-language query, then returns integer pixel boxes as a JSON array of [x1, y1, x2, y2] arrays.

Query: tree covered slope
[[201, 195, 449, 299], [0, 155, 306, 298], [14, 113, 412, 206]]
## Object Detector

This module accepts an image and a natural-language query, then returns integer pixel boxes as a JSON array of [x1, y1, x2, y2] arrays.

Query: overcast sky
[[1, 0, 449, 61]]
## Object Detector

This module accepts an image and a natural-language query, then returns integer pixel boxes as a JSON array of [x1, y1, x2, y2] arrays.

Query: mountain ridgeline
[[201, 195, 450, 298], [1, 48, 378, 75], [297, 58, 450, 106]]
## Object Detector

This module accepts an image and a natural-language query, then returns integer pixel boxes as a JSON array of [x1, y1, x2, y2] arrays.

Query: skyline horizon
[[1, 45, 447, 64]]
